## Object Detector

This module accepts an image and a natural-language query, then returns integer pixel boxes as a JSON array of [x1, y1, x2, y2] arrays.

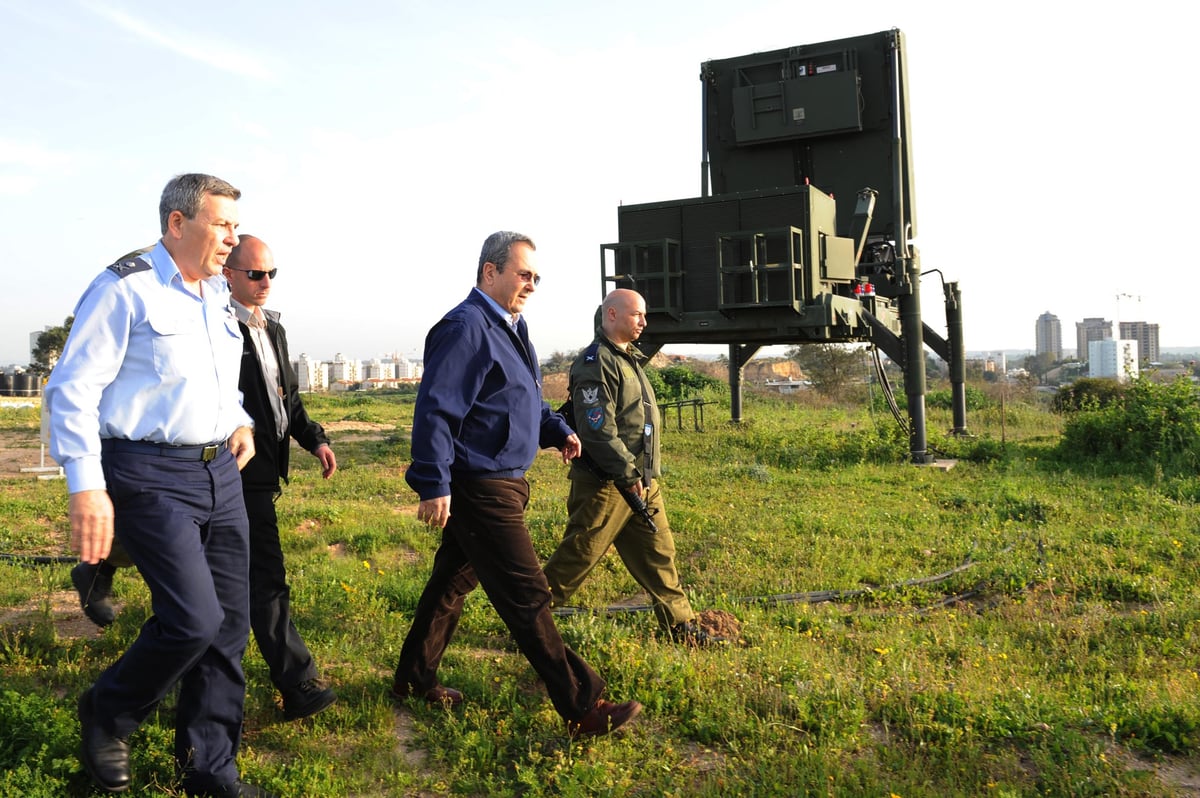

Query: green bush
[[1053, 377, 1125, 413], [645, 364, 725, 401], [1058, 376, 1200, 476]]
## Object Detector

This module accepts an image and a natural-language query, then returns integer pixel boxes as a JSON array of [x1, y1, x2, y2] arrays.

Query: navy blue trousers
[[94, 446, 250, 791], [394, 477, 605, 721]]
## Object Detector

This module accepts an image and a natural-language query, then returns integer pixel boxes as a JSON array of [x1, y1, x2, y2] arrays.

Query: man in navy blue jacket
[[393, 231, 641, 738]]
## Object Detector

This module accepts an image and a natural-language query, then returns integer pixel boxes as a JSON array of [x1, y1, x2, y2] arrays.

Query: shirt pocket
[[222, 316, 246, 355], [145, 310, 210, 379]]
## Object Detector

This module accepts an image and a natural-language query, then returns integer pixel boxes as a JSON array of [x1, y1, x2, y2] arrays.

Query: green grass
[[1, 387, 1199, 796]]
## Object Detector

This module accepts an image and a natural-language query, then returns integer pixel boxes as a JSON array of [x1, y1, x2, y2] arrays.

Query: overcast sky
[[0, 0, 1191, 368]]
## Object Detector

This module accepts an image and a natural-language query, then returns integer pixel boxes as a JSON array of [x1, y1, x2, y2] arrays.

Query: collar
[[230, 298, 267, 329], [602, 334, 642, 361], [147, 240, 227, 295], [472, 287, 520, 328]]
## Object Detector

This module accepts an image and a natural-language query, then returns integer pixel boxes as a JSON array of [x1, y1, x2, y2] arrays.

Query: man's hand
[[416, 495, 451, 529], [560, 433, 581, 463], [314, 444, 337, 479], [229, 425, 255, 470], [69, 490, 114, 564]]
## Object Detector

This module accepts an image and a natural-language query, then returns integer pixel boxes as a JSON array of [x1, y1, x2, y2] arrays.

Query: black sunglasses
[[228, 267, 278, 281]]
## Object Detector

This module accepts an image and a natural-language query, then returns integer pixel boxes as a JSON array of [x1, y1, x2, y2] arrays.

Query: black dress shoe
[[187, 780, 279, 797], [281, 678, 337, 720], [78, 688, 131, 792], [566, 698, 643, 738], [391, 680, 464, 707], [72, 561, 116, 627]]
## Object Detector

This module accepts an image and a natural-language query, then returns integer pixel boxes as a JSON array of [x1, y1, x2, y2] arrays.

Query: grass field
[[1, 382, 1198, 797]]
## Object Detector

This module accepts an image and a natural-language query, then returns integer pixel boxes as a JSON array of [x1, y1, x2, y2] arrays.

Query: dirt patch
[[322, 421, 394, 434], [0, 589, 107, 641], [1105, 740, 1200, 796], [695, 608, 743, 644], [392, 710, 431, 771], [0, 429, 61, 480], [678, 740, 727, 774]]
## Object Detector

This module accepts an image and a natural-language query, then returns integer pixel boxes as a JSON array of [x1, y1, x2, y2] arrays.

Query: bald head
[[225, 234, 269, 271], [223, 234, 276, 309], [600, 289, 647, 347]]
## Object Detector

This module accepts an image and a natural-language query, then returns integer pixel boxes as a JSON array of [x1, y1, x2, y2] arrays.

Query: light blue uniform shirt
[[45, 241, 254, 494]]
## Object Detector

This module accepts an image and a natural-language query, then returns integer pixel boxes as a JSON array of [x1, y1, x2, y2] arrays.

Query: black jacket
[[237, 310, 329, 492]]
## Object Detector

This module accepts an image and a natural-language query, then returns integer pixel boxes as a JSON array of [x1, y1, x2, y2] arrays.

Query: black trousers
[[245, 488, 318, 691], [94, 446, 249, 791], [394, 477, 605, 721]]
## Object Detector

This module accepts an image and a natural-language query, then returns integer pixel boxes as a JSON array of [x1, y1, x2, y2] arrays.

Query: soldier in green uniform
[[544, 289, 718, 644]]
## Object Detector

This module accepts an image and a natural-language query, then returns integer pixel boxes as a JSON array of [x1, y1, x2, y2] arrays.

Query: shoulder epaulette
[[106, 258, 152, 278], [583, 341, 601, 363]]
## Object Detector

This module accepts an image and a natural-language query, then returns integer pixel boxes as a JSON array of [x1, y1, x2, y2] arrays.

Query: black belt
[[101, 438, 229, 462]]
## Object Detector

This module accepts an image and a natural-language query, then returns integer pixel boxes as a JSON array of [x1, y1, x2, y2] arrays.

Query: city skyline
[[10, 311, 1196, 376]]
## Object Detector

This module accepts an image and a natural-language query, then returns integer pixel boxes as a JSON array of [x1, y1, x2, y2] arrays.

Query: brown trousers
[[393, 477, 605, 721]]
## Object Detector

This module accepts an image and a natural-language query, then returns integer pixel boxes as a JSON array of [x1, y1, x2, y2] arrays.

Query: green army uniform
[[543, 332, 695, 630]]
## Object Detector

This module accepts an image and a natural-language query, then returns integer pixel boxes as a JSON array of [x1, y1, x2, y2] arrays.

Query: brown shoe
[[391, 681, 463, 707], [567, 699, 642, 738]]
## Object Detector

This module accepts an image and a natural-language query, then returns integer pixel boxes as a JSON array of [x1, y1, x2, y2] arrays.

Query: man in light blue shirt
[[45, 173, 273, 798]]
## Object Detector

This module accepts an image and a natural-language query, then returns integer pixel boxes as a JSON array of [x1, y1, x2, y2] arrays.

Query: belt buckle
[[201, 444, 220, 462]]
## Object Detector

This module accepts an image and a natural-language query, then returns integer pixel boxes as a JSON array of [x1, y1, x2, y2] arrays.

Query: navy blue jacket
[[405, 289, 572, 501]]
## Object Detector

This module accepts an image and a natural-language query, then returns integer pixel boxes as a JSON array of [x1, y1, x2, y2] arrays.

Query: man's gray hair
[[476, 231, 535, 284], [158, 173, 241, 234]]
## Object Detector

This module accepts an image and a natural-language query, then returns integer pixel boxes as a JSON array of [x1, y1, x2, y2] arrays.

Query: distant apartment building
[[29, 327, 50, 367], [362, 358, 390, 380], [295, 353, 329, 392], [292, 352, 423, 392], [386, 353, 423, 380], [1089, 339, 1139, 382], [328, 353, 361, 383], [1075, 317, 1112, 363], [1034, 312, 1062, 361], [1118, 321, 1160, 363]]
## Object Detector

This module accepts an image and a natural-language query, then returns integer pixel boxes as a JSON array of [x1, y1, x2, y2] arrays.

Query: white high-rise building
[[1088, 339, 1139, 383], [329, 353, 361, 383], [295, 354, 329, 392], [382, 353, 422, 379], [362, 358, 390, 380]]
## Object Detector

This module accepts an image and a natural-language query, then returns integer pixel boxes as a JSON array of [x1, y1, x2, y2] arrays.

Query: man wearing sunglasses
[[72, 236, 339, 725], [394, 231, 642, 738], [222, 235, 339, 722]]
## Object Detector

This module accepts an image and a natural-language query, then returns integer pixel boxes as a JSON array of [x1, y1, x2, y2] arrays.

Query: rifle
[[557, 400, 658, 532]]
